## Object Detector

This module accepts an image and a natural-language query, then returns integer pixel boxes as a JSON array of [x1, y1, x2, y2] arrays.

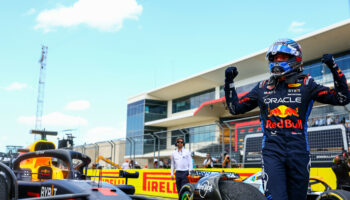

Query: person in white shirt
[[121, 159, 130, 169], [171, 137, 193, 193], [202, 153, 213, 168]]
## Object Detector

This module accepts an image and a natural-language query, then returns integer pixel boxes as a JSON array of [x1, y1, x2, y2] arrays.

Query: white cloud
[[1, 82, 28, 91], [84, 124, 126, 143], [23, 8, 36, 16], [288, 21, 307, 33], [65, 100, 91, 111], [35, 0, 143, 32], [18, 112, 88, 127]]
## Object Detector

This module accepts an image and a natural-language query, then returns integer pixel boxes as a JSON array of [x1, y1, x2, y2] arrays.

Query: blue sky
[[0, 0, 349, 151]]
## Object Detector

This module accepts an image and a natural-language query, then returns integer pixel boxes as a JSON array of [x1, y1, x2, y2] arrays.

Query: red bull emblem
[[40, 169, 51, 176], [268, 105, 299, 118]]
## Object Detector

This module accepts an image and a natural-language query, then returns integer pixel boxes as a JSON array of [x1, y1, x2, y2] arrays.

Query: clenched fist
[[321, 54, 336, 69], [225, 66, 238, 81]]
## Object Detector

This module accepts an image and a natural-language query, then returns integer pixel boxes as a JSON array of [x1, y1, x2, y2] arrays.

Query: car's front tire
[[219, 180, 266, 200], [179, 183, 195, 200], [317, 190, 350, 200]]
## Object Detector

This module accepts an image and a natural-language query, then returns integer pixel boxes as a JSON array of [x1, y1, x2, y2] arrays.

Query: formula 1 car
[[179, 171, 266, 200], [180, 171, 350, 200], [0, 149, 162, 200]]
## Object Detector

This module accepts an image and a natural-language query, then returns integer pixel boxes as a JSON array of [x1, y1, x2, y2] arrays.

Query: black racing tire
[[317, 190, 350, 200], [0, 173, 9, 200], [179, 183, 195, 200], [219, 180, 266, 200]]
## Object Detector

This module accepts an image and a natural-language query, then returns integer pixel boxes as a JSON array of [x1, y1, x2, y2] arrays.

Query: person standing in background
[[121, 159, 130, 169], [203, 153, 213, 168], [171, 137, 193, 193]]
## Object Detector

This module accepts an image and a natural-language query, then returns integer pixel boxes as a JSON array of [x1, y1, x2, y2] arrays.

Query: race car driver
[[224, 38, 350, 200]]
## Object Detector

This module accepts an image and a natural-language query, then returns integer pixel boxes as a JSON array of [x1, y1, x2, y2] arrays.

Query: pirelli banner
[[87, 168, 261, 199]]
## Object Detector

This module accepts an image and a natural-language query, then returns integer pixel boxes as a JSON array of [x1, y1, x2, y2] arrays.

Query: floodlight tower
[[35, 46, 48, 132]]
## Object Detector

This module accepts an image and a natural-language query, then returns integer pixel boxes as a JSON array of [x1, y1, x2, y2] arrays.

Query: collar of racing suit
[[267, 71, 302, 90]]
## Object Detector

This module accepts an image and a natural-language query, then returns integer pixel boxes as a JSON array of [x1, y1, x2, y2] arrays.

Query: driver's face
[[273, 53, 290, 62]]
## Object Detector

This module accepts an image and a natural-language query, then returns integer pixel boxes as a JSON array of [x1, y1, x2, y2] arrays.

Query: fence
[[243, 125, 349, 167], [73, 139, 126, 168]]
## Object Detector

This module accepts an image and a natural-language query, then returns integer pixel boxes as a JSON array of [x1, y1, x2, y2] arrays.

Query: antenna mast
[[35, 46, 48, 131]]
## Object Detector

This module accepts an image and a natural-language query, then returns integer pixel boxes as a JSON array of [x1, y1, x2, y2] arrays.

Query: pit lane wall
[[88, 167, 337, 199]]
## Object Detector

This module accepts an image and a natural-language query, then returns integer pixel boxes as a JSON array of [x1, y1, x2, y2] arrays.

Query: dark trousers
[[175, 170, 189, 193], [262, 150, 310, 200]]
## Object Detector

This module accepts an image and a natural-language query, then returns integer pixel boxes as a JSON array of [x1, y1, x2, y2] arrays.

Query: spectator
[[153, 159, 163, 168], [222, 154, 230, 168], [327, 115, 334, 125], [315, 118, 320, 126], [203, 153, 213, 168], [121, 159, 130, 169], [341, 117, 346, 124], [144, 164, 148, 169], [346, 120, 350, 128], [129, 160, 135, 169], [310, 118, 316, 127], [332, 155, 350, 190], [162, 158, 171, 169], [134, 160, 141, 169], [320, 117, 326, 126], [153, 159, 159, 168]]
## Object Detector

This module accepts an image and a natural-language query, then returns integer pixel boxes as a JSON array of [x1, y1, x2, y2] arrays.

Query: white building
[[126, 19, 350, 165]]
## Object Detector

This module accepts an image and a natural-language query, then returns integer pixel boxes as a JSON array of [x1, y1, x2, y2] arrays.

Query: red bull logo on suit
[[266, 105, 303, 129], [268, 105, 299, 118]]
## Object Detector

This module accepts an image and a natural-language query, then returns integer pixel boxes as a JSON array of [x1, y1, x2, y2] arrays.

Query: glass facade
[[303, 52, 350, 84], [172, 89, 215, 113], [189, 124, 216, 143], [220, 82, 258, 98], [171, 124, 216, 144], [145, 100, 167, 122], [126, 100, 145, 155], [144, 126, 167, 154], [126, 99, 168, 155]]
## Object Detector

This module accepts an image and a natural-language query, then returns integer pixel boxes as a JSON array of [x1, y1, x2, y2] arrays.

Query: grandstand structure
[[124, 19, 350, 167]]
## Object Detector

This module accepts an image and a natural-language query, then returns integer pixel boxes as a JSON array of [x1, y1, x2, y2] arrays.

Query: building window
[[126, 100, 145, 155], [304, 52, 350, 84], [145, 100, 167, 122], [172, 89, 215, 113], [219, 82, 258, 98], [144, 126, 167, 153], [170, 124, 216, 145], [189, 124, 216, 143]]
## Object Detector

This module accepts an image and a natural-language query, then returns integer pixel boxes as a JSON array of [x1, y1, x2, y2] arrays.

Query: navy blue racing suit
[[225, 65, 349, 200]]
